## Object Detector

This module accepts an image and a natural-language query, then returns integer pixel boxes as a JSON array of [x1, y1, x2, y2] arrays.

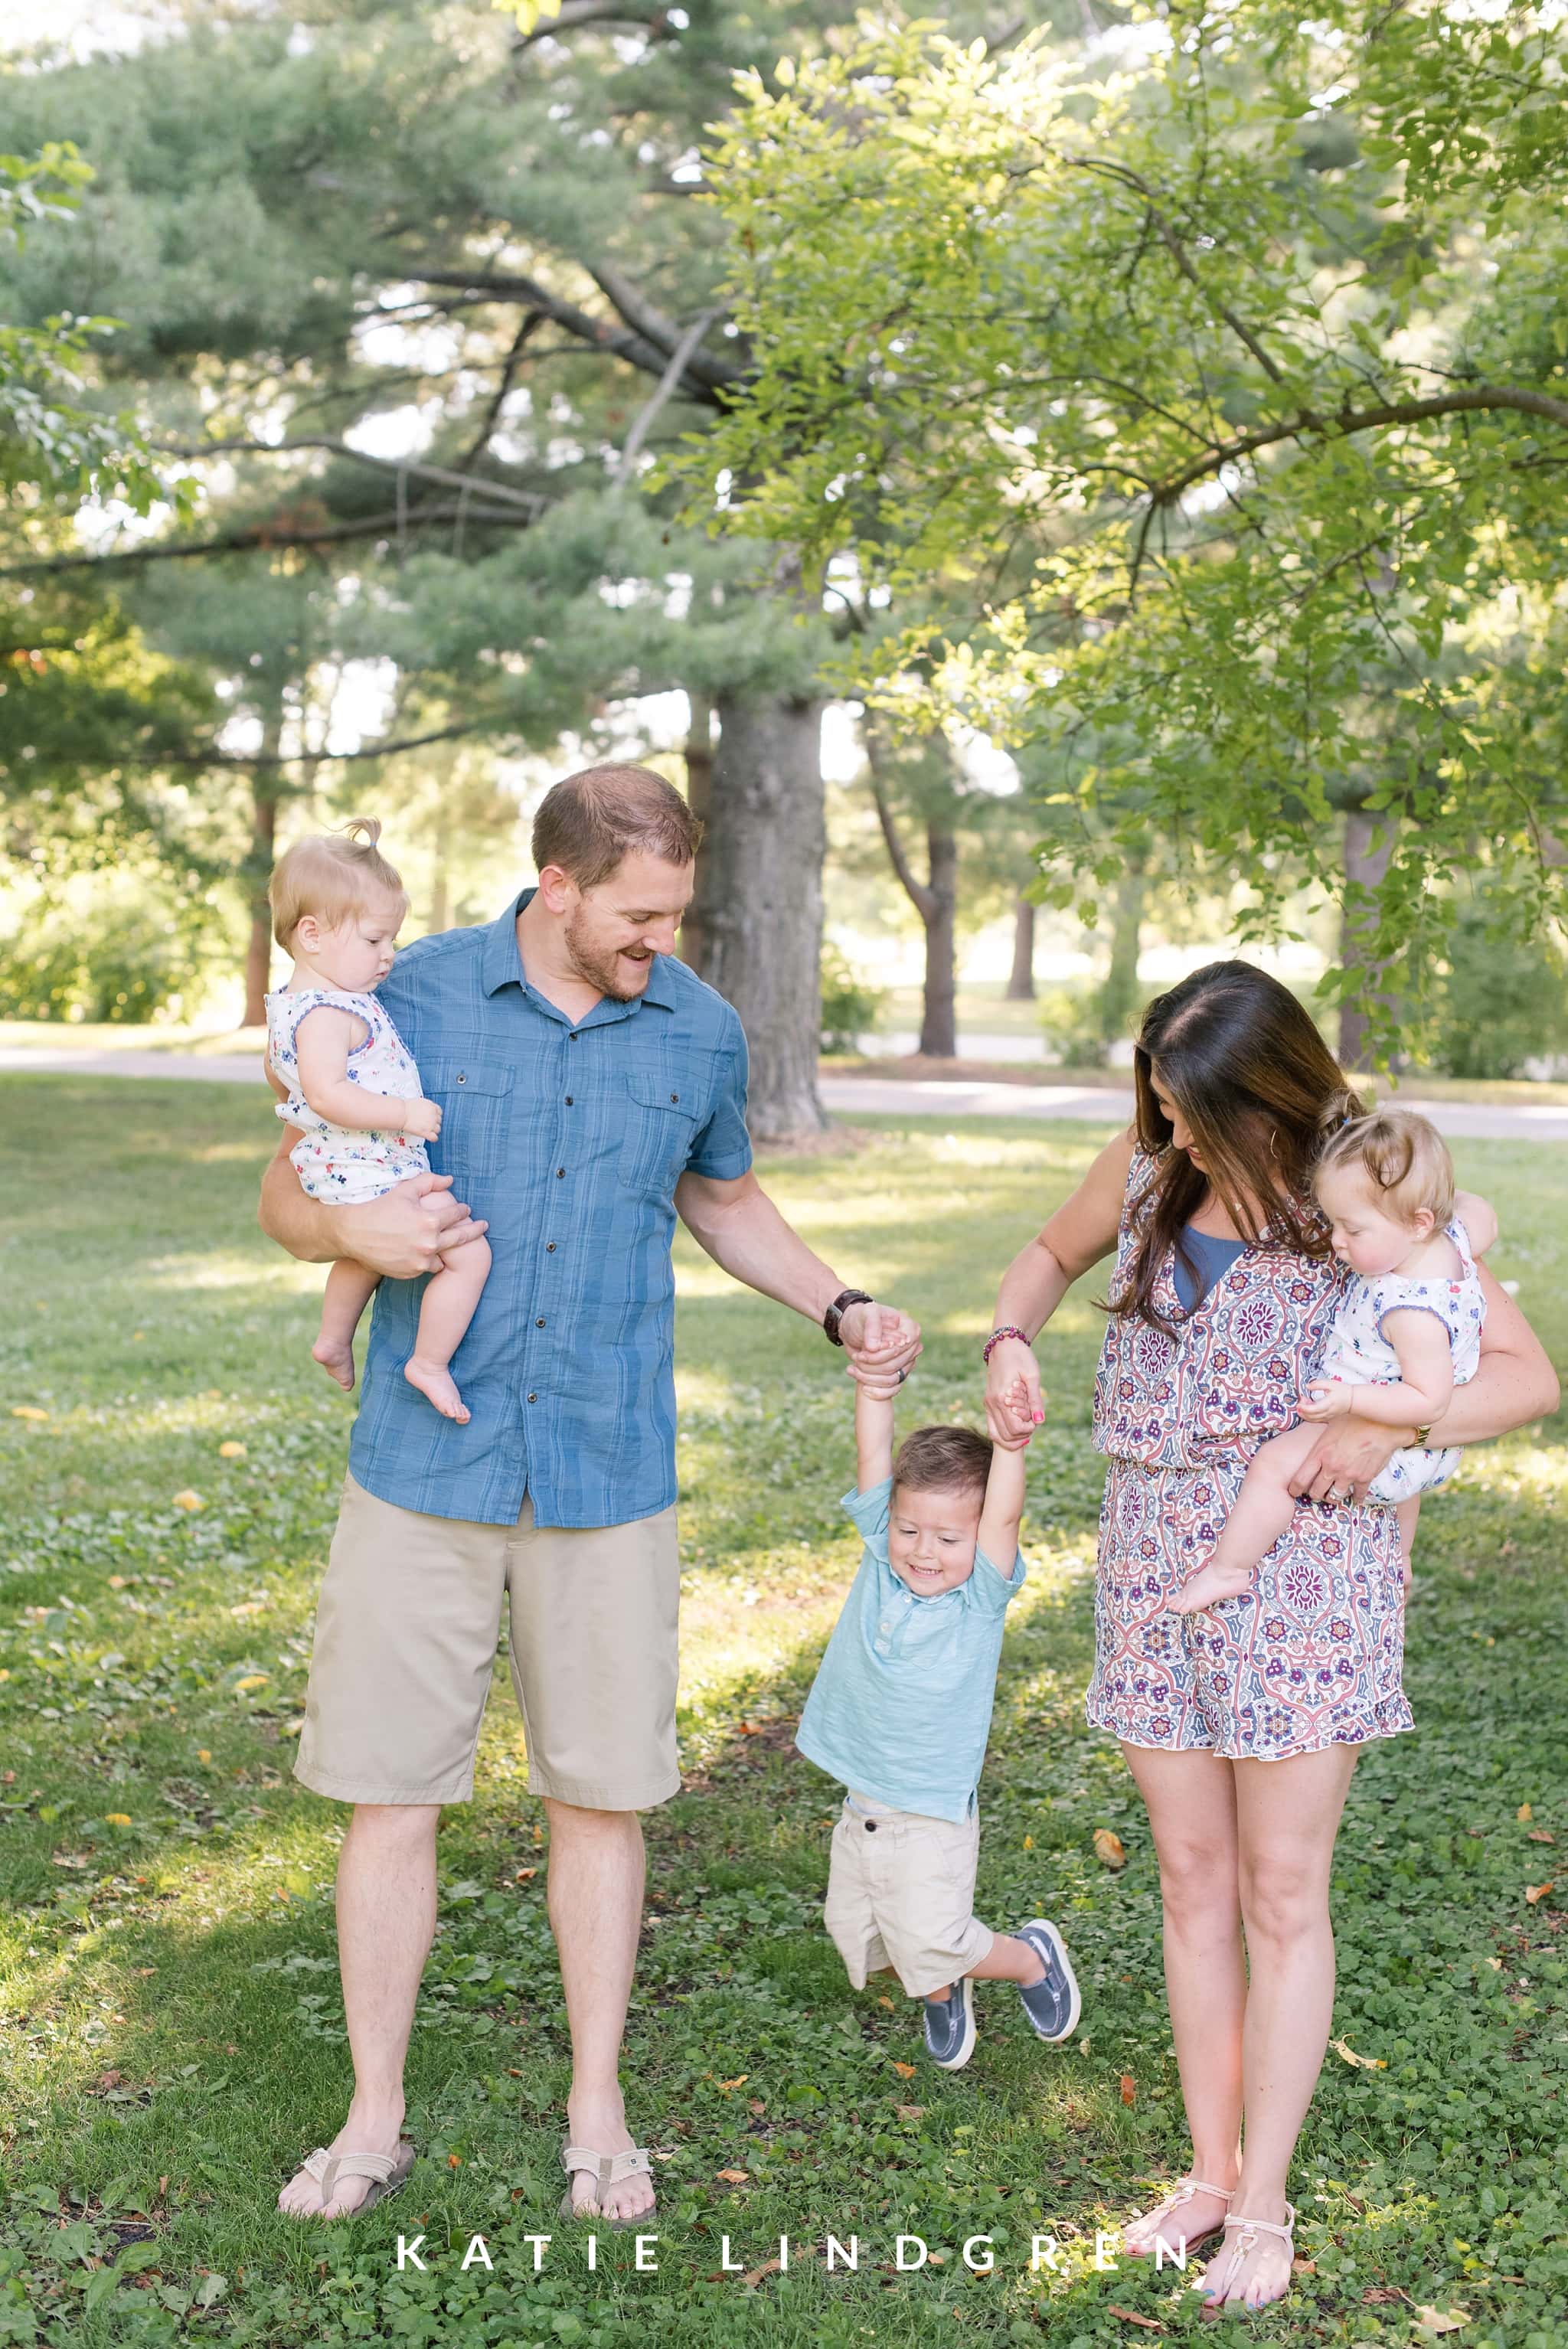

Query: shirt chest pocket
[[618, 1071, 701, 1197], [422, 1057, 515, 1180]]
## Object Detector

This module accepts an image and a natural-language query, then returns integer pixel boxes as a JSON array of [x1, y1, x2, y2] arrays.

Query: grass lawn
[[4, 1076, 1567, 2349]]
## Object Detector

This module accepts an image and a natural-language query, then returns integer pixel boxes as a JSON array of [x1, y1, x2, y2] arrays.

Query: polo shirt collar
[[481, 887, 676, 1011]]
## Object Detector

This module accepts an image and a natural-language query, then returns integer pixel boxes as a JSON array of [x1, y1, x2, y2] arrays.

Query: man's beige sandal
[[1122, 2177, 1235, 2256], [1199, 2201, 1297, 2314], [558, 2142, 654, 2228], [293, 2142, 416, 2217]]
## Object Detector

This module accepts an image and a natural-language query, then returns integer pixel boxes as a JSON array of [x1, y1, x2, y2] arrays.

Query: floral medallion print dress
[[1085, 1150, 1414, 1759]]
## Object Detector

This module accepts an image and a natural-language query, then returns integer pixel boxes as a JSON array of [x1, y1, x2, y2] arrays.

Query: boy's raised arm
[[854, 1380, 897, 1495], [978, 1437, 1027, 1576]]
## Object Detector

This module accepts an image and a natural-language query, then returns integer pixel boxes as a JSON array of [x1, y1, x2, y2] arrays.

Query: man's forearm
[[259, 1145, 340, 1263], [677, 1174, 848, 1322]]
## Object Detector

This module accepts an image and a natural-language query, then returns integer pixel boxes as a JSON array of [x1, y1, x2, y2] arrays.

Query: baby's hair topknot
[[1315, 1107, 1455, 1227], [268, 817, 409, 952]]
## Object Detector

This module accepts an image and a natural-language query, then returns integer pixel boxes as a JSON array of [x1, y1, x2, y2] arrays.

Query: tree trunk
[[918, 824, 959, 1057], [1096, 862, 1145, 1057], [1006, 894, 1037, 1000], [688, 692, 827, 1142], [241, 709, 285, 1026], [680, 691, 715, 973], [1338, 804, 1396, 1072]]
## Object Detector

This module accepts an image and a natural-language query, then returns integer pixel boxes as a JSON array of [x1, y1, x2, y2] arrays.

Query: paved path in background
[[5, 1045, 1568, 1141]]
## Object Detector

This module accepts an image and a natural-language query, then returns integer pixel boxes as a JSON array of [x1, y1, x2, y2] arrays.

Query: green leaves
[[694, 3, 1568, 1062]]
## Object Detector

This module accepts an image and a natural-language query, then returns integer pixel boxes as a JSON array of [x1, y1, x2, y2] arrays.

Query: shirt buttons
[[863, 1818, 878, 1833], [456, 1072, 467, 1084], [546, 1242, 557, 1253], [564, 1095, 573, 1106], [536, 1316, 546, 1328], [556, 1167, 566, 1178], [670, 1091, 679, 1103], [527, 1391, 537, 1403]]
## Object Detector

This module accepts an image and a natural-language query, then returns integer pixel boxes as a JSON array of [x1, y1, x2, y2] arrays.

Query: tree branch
[[586, 263, 739, 391], [511, 2, 678, 57], [0, 498, 541, 580], [614, 308, 721, 485], [152, 436, 552, 515], [864, 726, 936, 920], [162, 721, 492, 771], [411, 266, 737, 400]]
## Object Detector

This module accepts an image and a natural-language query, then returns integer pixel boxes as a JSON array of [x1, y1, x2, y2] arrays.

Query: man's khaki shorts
[[293, 1474, 681, 1810], [822, 1791, 992, 1998]]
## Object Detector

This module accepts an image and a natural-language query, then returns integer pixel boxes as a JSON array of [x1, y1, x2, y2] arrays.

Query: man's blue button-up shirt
[[346, 890, 753, 1529]]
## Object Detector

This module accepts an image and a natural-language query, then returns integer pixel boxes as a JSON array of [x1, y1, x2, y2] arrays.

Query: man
[[260, 763, 920, 2223]]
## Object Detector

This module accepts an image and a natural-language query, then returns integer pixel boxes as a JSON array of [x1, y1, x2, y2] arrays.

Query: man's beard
[[563, 908, 651, 1001]]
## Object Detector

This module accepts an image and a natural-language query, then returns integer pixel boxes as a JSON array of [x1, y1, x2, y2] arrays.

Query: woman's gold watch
[[1412, 1422, 1433, 1447]]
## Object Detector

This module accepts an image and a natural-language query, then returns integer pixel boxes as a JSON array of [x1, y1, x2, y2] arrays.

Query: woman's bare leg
[[404, 1235, 492, 1423], [1171, 1426, 1320, 1614], [1395, 1496, 1420, 1589], [1197, 1741, 1359, 2313], [314, 1259, 381, 1391], [1118, 1744, 1246, 2256]]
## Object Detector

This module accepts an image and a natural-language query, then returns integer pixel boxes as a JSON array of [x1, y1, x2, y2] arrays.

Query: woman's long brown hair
[[1110, 960, 1364, 1331]]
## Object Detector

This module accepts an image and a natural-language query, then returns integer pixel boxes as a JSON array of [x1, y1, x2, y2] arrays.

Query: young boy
[[795, 1371, 1081, 2070]]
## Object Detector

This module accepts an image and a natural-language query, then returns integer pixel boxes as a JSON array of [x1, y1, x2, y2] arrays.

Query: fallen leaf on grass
[[11, 1405, 49, 1422], [897, 2105, 925, 2121], [1331, 2036, 1387, 2070], [1119, 2075, 1137, 2106], [103, 1814, 132, 1828], [232, 1674, 269, 1694], [1413, 2306, 1470, 2336], [218, 1441, 247, 1459], [716, 2168, 750, 2184], [108, 1576, 127, 1589], [742, 2256, 782, 2286], [877, 1996, 894, 2011], [171, 1490, 204, 1513], [1527, 1829, 1555, 1844], [1524, 1883, 1555, 1905], [1107, 2308, 1164, 2332], [1094, 1828, 1127, 1869], [1517, 1803, 1532, 1822], [891, 2061, 917, 2079], [717, 2075, 748, 2092], [1292, 2259, 1317, 2275]]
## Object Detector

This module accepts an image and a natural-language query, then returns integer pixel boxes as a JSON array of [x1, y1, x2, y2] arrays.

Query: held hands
[[840, 1301, 922, 1390], [399, 1096, 443, 1142], [985, 1335, 1044, 1451], [329, 1171, 487, 1279], [1299, 1380, 1355, 1423]]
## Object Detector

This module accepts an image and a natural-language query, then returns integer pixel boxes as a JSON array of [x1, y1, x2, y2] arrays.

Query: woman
[[984, 962, 1557, 2316]]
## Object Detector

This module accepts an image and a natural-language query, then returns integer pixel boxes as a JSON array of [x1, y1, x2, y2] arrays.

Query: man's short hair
[[892, 1423, 994, 1505], [531, 763, 703, 890]]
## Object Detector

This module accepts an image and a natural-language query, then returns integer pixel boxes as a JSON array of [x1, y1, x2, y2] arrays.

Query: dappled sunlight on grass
[[4, 1076, 1568, 2345]]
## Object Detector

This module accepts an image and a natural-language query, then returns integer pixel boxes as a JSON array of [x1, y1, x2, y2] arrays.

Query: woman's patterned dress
[[1085, 1150, 1414, 1759]]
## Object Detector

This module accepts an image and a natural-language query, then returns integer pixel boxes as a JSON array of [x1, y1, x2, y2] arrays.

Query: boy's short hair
[[893, 1423, 994, 1506], [532, 762, 703, 890], [269, 818, 409, 952], [1315, 1107, 1455, 1227]]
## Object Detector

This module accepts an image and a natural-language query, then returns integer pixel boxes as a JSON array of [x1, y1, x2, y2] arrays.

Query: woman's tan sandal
[[1199, 2201, 1297, 2314], [1122, 2177, 1235, 2257], [293, 2142, 416, 2216], [558, 2142, 654, 2228]]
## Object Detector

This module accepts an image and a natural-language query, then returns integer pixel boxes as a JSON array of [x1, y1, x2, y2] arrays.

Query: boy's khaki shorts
[[293, 1474, 681, 1810], [823, 1791, 992, 1998]]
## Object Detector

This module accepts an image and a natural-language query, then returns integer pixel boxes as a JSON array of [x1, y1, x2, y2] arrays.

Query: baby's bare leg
[[314, 1259, 381, 1392], [403, 1235, 493, 1425], [1169, 1423, 1323, 1614]]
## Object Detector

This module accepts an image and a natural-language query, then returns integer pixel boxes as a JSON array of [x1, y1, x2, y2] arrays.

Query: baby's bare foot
[[404, 1356, 470, 1423], [312, 1335, 357, 1391], [1170, 1560, 1254, 1616]]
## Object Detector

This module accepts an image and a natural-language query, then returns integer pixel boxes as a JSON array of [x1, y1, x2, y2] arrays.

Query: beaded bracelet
[[983, 1325, 1032, 1364]]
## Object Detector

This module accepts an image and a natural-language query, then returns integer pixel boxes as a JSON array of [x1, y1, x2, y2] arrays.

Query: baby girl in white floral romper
[[1173, 1108, 1494, 1614], [264, 819, 491, 1423]]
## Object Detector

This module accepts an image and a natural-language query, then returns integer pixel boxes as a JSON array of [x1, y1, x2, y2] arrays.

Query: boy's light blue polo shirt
[[795, 1478, 1025, 1824], [345, 888, 752, 1530]]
